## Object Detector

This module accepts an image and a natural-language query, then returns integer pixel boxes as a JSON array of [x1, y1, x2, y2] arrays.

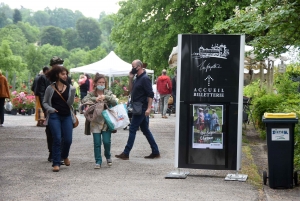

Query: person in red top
[[156, 69, 172, 118]]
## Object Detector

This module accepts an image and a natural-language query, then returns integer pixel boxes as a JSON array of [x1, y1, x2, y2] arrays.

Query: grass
[[241, 145, 262, 189]]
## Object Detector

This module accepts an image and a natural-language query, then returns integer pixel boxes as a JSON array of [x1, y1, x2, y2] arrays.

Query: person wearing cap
[[0, 69, 10, 127], [156, 69, 172, 118]]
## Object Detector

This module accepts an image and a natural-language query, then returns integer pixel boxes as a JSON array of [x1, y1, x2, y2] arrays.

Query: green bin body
[[262, 117, 298, 189]]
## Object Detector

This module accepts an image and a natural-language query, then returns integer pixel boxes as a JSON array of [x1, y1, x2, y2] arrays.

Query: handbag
[[131, 102, 143, 115], [102, 104, 130, 130], [52, 85, 79, 128]]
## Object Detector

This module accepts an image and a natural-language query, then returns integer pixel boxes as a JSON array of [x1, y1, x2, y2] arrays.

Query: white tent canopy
[[70, 51, 154, 75], [70, 51, 154, 87]]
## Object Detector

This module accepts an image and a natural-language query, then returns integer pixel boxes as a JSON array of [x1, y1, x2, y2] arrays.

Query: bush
[[252, 93, 284, 129]]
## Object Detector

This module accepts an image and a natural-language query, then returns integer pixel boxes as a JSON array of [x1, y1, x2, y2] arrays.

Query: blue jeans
[[124, 110, 159, 156], [48, 113, 73, 167], [93, 131, 111, 165]]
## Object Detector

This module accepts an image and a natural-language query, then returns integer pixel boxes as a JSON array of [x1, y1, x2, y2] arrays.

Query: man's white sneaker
[[94, 164, 101, 169]]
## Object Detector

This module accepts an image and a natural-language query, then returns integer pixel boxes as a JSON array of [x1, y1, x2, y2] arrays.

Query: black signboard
[[175, 34, 245, 170]]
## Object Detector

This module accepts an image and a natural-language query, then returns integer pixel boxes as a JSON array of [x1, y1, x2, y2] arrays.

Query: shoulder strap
[[52, 85, 67, 103]]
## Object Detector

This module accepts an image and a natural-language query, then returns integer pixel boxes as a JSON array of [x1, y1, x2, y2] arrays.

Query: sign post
[[166, 34, 247, 181]]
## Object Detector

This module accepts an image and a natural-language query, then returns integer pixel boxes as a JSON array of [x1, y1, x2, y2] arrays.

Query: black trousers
[[0, 98, 4, 124], [45, 126, 53, 154]]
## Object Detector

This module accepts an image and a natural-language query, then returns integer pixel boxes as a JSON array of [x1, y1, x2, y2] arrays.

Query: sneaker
[[94, 164, 101, 169], [52, 166, 60, 172], [115, 152, 129, 160], [0, 124, 3, 127], [107, 159, 112, 166], [144, 153, 160, 159]]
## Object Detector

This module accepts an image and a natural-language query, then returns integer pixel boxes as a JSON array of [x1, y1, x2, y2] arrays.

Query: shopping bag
[[102, 104, 130, 130]]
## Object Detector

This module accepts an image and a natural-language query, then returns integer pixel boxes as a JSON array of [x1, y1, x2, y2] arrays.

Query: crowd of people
[[1, 57, 174, 172]]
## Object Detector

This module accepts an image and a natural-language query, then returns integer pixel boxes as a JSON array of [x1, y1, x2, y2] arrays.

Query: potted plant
[[25, 95, 35, 115]]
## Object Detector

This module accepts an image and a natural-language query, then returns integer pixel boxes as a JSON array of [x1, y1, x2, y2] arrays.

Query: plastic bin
[[262, 112, 298, 189]]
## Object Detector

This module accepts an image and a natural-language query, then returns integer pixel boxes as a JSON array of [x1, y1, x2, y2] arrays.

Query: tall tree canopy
[[111, 0, 250, 72], [13, 9, 22, 23], [212, 0, 300, 59], [40, 26, 63, 46], [76, 17, 101, 50]]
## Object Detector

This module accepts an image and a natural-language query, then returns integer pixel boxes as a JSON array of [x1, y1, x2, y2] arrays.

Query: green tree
[[0, 12, 9, 28], [212, 0, 300, 60], [13, 9, 22, 23], [39, 44, 70, 66], [0, 24, 27, 56], [0, 40, 27, 83], [40, 26, 63, 46], [76, 17, 101, 50], [16, 22, 40, 43], [111, 0, 250, 74], [24, 44, 45, 74], [33, 10, 50, 27], [83, 46, 107, 64], [68, 48, 88, 68], [0, 3, 13, 19], [48, 8, 84, 29], [62, 28, 80, 50], [99, 13, 115, 52]]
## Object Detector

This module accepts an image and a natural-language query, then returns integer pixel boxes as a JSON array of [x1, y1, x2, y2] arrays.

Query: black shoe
[[144, 153, 160, 159], [115, 152, 129, 160], [48, 153, 52, 162]]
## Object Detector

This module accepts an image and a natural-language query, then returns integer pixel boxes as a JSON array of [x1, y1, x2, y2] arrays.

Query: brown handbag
[[52, 85, 79, 128]]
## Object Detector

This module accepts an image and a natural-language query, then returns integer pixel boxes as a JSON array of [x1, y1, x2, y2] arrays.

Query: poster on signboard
[[192, 104, 223, 149]]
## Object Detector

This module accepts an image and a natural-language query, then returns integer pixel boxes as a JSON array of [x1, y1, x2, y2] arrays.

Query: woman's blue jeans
[[124, 111, 159, 156], [48, 113, 73, 167], [93, 131, 111, 165]]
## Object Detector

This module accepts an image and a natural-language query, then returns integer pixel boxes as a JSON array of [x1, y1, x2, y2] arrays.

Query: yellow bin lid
[[264, 112, 297, 118]]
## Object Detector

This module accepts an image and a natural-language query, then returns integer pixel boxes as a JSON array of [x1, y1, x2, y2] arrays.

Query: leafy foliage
[[76, 17, 101, 50], [40, 26, 63, 46], [111, 0, 250, 75], [212, 0, 300, 60], [13, 9, 22, 24]]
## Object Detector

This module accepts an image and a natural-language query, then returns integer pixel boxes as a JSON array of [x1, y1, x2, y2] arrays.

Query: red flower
[[9, 85, 12, 89]]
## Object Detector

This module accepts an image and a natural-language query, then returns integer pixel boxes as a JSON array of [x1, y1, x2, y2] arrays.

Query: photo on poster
[[192, 104, 223, 149]]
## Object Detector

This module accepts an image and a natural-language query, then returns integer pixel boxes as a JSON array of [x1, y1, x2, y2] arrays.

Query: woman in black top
[[43, 66, 76, 172]]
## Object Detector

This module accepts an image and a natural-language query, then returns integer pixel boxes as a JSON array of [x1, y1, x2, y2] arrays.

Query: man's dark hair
[[42, 66, 49, 73], [49, 56, 64, 66]]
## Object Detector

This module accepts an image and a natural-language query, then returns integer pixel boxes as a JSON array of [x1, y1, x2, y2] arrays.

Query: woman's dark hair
[[93, 73, 107, 89], [45, 66, 69, 82]]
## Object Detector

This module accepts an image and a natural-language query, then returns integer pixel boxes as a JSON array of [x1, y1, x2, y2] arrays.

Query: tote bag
[[102, 104, 130, 130]]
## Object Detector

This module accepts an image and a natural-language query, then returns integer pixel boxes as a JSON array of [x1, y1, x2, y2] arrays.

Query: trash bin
[[262, 113, 298, 189]]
